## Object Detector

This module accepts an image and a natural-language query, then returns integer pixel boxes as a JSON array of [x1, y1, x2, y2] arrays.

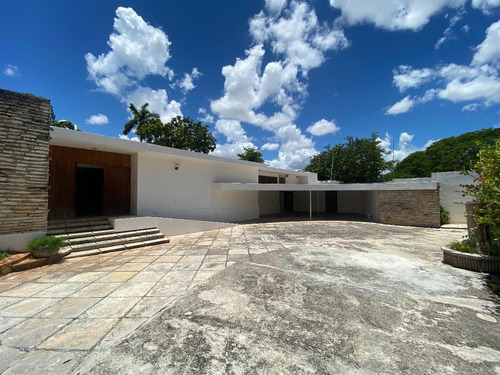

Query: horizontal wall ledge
[[213, 181, 439, 192]]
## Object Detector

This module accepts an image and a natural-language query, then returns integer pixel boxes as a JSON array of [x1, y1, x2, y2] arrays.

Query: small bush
[[448, 241, 478, 254], [440, 205, 450, 225], [0, 251, 10, 261], [28, 236, 65, 251]]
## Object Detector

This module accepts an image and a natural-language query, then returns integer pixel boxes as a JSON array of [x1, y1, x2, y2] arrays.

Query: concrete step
[[63, 228, 160, 245], [47, 224, 113, 236], [66, 237, 170, 259], [68, 232, 166, 252]]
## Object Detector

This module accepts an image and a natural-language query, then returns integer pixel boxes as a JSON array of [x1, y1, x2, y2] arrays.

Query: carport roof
[[213, 181, 438, 191]]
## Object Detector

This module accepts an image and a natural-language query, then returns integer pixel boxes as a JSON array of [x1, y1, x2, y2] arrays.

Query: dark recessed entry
[[325, 191, 338, 213], [283, 191, 294, 212], [76, 165, 104, 217]]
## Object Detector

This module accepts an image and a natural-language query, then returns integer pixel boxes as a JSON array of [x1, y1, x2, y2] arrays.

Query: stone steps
[[48, 218, 169, 258]]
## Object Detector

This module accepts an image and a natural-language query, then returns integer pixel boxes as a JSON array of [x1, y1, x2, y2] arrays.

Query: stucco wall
[[0, 90, 50, 241], [378, 190, 440, 227], [431, 172, 472, 224], [258, 191, 281, 216], [135, 153, 259, 222]]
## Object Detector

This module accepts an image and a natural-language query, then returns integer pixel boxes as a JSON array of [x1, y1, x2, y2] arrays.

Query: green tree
[[132, 111, 217, 154], [305, 133, 390, 183], [462, 141, 500, 254], [237, 147, 265, 163], [122, 103, 160, 136], [50, 106, 77, 130], [394, 128, 500, 178]]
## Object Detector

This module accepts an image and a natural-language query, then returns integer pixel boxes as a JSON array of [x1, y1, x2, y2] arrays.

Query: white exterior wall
[[136, 153, 259, 222], [431, 172, 473, 224], [258, 191, 281, 216], [337, 191, 378, 220]]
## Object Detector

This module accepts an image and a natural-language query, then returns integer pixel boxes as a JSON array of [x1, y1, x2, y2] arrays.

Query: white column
[[317, 191, 319, 217], [309, 190, 312, 219]]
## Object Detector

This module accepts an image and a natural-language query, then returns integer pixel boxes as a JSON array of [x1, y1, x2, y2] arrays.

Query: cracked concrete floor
[[1, 221, 499, 374]]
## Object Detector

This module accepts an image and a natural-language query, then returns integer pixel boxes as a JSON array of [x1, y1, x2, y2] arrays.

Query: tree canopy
[[123, 103, 216, 154], [304, 133, 390, 183], [237, 147, 265, 163], [50, 106, 77, 130], [394, 128, 500, 178]]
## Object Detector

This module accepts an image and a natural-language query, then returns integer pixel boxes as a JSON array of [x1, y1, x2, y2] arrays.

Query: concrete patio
[[0, 221, 499, 374]]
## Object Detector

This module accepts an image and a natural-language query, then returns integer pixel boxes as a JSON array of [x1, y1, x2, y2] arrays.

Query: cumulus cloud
[[472, 19, 500, 67], [119, 134, 140, 142], [306, 119, 340, 136], [211, 119, 256, 158], [85, 7, 182, 129], [329, 0, 467, 31], [388, 18, 500, 113], [3, 64, 19, 77], [174, 67, 202, 93], [393, 65, 435, 92], [261, 142, 280, 151], [126, 87, 182, 123], [198, 108, 214, 123], [211, 1, 346, 169], [386, 96, 415, 115], [85, 114, 109, 125], [471, 0, 500, 13], [378, 132, 437, 161]]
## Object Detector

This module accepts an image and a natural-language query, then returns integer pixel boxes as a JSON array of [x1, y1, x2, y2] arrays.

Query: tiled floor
[[0, 221, 466, 374], [0, 224, 289, 374]]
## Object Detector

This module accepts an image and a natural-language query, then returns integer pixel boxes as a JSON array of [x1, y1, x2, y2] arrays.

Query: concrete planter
[[442, 247, 500, 274]]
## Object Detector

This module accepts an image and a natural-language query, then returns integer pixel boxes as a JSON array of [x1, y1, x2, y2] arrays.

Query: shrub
[[0, 251, 10, 261], [448, 241, 478, 254], [28, 236, 66, 252], [440, 205, 450, 225]]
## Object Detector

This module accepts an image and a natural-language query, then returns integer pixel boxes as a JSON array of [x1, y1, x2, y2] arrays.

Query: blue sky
[[1, 0, 499, 169]]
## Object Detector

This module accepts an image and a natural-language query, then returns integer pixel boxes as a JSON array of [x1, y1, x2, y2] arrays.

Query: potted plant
[[28, 236, 66, 258], [442, 141, 500, 273]]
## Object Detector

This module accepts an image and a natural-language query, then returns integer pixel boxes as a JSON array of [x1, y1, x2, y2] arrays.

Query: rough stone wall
[[378, 189, 440, 228], [0, 89, 51, 235]]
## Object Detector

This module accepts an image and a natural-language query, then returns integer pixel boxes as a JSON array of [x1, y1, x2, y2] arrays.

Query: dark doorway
[[325, 191, 338, 213], [76, 166, 104, 217], [283, 191, 294, 212]]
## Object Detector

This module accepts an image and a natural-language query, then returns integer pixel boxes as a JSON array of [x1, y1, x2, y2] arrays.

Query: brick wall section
[[0, 89, 51, 235], [378, 189, 440, 228]]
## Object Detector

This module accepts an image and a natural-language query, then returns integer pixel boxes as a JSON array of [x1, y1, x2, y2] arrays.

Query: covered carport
[[213, 180, 441, 227]]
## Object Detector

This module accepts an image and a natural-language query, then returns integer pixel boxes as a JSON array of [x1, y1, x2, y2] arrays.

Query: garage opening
[[76, 165, 104, 217], [325, 191, 338, 213]]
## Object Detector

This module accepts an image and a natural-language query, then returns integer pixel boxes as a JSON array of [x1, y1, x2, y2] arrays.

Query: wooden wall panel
[[49, 146, 131, 219]]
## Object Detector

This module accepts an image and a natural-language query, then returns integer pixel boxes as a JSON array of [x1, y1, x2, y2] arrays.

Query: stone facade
[[0, 89, 51, 235], [378, 189, 440, 228]]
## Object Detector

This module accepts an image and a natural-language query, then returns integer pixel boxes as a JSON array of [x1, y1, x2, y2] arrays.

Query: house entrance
[[283, 191, 294, 212], [325, 191, 338, 213], [76, 165, 104, 217]]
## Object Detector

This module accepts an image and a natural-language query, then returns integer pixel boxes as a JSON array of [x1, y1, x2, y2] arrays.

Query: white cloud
[[472, 19, 500, 67], [126, 87, 182, 123], [174, 67, 202, 93], [386, 96, 415, 115], [3, 64, 19, 77], [393, 65, 435, 92], [119, 134, 140, 142], [462, 103, 480, 111], [434, 10, 465, 49], [329, 0, 466, 31], [265, 0, 288, 14], [251, 1, 348, 71], [198, 108, 214, 123], [378, 132, 437, 161], [211, 119, 255, 158], [389, 19, 500, 111], [85, 7, 173, 96], [85, 114, 109, 125], [471, 0, 500, 13], [261, 142, 280, 151], [462, 24, 470, 33], [306, 119, 340, 136]]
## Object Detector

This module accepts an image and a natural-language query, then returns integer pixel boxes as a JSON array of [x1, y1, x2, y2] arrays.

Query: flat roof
[[213, 181, 438, 191], [50, 127, 313, 177]]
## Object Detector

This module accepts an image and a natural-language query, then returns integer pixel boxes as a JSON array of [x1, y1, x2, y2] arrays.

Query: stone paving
[[0, 221, 475, 374]]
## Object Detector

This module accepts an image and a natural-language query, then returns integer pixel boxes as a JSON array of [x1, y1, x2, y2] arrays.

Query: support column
[[309, 190, 312, 219]]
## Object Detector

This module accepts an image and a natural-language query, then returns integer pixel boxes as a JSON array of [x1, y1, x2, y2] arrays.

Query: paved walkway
[[0, 221, 496, 374]]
